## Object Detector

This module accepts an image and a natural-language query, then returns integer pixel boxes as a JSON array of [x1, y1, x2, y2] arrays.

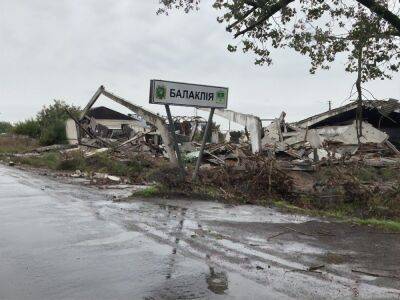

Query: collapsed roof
[[292, 99, 400, 147], [87, 106, 139, 121]]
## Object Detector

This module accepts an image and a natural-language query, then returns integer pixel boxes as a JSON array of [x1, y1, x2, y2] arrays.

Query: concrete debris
[[200, 108, 262, 154], [35, 144, 77, 153], [84, 147, 109, 158], [71, 170, 83, 178], [66, 85, 179, 166], [107, 175, 121, 183], [59, 91, 400, 174], [93, 172, 108, 179], [260, 100, 400, 165]]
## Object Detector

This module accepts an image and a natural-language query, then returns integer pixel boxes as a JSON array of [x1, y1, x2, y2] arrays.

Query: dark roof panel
[[87, 106, 138, 121]]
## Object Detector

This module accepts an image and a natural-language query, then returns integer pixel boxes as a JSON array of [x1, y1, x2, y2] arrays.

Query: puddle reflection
[[206, 266, 228, 295]]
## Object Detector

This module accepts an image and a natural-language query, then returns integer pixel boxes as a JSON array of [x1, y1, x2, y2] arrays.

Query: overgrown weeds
[[9, 150, 159, 184], [144, 157, 295, 203], [288, 162, 400, 219], [0, 134, 39, 154]]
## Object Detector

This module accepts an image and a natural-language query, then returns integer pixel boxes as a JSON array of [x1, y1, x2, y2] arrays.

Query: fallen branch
[[283, 226, 317, 237], [351, 269, 400, 280], [267, 231, 289, 241], [286, 266, 324, 274], [308, 265, 325, 272], [283, 226, 335, 237], [113, 132, 147, 150]]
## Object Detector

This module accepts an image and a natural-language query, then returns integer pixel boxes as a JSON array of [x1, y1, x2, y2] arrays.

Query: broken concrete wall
[[293, 99, 400, 147], [262, 121, 283, 148], [316, 121, 388, 145], [201, 108, 262, 154], [65, 119, 78, 145], [275, 120, 388, 151]]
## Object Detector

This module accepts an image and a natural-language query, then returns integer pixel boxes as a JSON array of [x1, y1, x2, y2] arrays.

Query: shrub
[[36, 100, 80, 146], [0, 122, 13, 134], [12, 119, 41, 138], [39, 119, 68, 146], [12, 100, 81, 146], [146, 164, 187, 189]]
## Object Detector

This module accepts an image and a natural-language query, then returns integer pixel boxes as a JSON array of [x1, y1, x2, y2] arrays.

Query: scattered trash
[[107, 175, 121, 183]]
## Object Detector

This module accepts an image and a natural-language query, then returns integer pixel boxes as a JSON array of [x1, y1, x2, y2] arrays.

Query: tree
[[0, 122, 12, 134], [159, 0, 399, 144], [13, 119, 41, 138], [36, 100, 81, 145], [158, 0, 400, 81], [13, 100, 81, 145]]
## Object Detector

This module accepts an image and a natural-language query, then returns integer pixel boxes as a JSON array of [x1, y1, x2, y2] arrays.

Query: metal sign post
[[164, 104, 185, 176], [192, 108, 215, 181], [149, 79, 228, 181]]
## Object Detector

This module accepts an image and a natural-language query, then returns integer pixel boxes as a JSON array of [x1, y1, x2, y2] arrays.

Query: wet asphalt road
[[0, 165, 400, 299]]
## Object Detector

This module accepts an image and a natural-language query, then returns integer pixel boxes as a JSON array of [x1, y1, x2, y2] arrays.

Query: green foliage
[[36, 100, 80, 146], [39, 119, 68, 146], [355, 218, 400, 231], [158, 0, 400, 81], [13, 150, 154, 182], [132, 186, 161, 198], [19, 152, 61, 169], [37, 100, 80, 129], [12, 100, 81, 146], [0, 122, 12, 134], [273, 200, 400, 231], [12, 119, 41, 138]]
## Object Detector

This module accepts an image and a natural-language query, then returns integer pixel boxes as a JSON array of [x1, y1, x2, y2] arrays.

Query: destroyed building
[[86, 106, 147, 136], [67, 106, 149, 145], [65, 85, 400, 172], [262, 99, 400, 161], [294, 99, 400, 147]]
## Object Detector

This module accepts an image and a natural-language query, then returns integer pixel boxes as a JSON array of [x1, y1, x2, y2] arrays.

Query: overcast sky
[[1, 0, 399, 127]]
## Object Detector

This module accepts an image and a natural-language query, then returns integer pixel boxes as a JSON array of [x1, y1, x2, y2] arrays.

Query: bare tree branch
[[234, 0, 295, 38], [357, 0, 400, 33], [226, 6, 257, 31], [234, 0, 400, 38]]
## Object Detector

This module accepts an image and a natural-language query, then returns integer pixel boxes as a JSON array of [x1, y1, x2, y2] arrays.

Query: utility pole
[[328, 100, 332, 111]]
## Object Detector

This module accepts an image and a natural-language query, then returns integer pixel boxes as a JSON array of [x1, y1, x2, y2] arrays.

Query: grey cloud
[[0, 0, 398, 124]]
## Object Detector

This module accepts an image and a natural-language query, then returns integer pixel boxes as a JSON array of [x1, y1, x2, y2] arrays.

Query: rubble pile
[[64, 86, 400, 176], [198, 155, 294, 201], [261, 99, 400, 167]]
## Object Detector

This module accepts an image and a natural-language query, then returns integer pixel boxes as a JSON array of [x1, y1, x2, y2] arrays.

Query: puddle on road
[[3, 166, 400, 299], [143, 263, 292, 300]]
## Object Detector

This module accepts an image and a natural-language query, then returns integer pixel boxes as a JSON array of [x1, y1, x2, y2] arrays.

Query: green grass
[[354, 218, 400, 231], [131, 186, 161, 198], [273, 200, 400, 231], [10, 150, 153, 180], [18, 152, 61, 169]]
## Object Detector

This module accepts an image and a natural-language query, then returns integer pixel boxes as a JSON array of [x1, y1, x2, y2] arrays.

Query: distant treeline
[[1, 100, 80, 146]]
